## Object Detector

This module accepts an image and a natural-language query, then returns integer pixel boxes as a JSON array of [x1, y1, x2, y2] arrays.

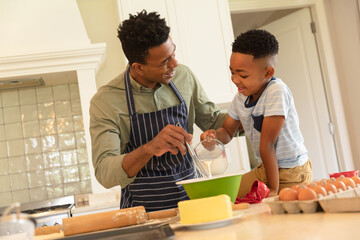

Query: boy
[[201, 29, 313, 197]]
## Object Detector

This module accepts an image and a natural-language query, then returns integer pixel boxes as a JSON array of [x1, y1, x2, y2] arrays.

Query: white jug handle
[[1, 202, 21, 222]]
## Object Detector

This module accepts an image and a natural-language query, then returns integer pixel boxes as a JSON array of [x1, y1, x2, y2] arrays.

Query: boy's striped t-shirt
[[228, 78, 308, 168]]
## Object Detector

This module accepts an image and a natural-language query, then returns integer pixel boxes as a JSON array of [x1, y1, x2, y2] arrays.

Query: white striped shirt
[[228, 78, 308, 168]]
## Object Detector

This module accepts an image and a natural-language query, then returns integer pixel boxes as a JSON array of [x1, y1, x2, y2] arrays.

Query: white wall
[[0, 0, 90, 56], [325, 0, 360, 170]]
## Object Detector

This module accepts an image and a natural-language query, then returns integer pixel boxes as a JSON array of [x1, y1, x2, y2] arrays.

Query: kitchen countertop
[[173, 203, 360, 240], [34, 203, 360, 239]]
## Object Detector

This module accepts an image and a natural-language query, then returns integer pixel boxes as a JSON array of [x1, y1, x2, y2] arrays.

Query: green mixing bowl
[[176, 172, 243, 203]]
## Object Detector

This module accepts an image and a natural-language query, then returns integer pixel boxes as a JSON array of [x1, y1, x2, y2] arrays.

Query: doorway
[[231, 8, 340, 180]]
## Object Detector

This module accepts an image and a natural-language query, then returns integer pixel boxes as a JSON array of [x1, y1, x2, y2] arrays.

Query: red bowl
[[329, 170, 359, 178]]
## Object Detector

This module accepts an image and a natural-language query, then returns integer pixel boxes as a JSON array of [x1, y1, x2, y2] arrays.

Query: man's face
[[229, 52, 270, 101], [140, 37, 178, 89]]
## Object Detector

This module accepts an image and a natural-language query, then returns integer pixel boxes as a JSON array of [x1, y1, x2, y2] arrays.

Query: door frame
[[229, 0, 354, 171]]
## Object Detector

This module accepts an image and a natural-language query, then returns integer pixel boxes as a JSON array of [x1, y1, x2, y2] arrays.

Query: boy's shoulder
[[267, 78, 289, 92], [268, 77, 284, 86]]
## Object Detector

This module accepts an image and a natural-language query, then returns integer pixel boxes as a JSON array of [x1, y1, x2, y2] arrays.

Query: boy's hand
[[200, 130, 217, 141], [200, 130, 217, 151], [268, 188, 278, 197]]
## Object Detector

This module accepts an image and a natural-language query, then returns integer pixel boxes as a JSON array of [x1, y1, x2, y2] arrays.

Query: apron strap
[[169, 81, 185, 103]]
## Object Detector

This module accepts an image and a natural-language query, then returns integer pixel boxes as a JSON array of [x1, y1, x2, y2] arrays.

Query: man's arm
[[90, 98, 191, 187], [90, 98, 131, 189]]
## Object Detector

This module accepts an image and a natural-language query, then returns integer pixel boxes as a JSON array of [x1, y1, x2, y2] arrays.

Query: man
[[89, 10, 226, 211]]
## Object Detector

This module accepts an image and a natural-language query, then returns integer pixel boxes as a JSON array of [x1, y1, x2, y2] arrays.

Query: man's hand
[[145, 124, 192, 156]]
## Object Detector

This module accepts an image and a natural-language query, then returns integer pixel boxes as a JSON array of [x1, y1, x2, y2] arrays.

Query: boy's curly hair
[[232, 29, 279, 59], [117, 10, 170, 65]]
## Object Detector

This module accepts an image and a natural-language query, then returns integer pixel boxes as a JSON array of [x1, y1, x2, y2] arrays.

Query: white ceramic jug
[[0, 202, 36, 240]]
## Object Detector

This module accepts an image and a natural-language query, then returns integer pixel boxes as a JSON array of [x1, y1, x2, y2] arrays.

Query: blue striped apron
[[120, 68, 195, 211]]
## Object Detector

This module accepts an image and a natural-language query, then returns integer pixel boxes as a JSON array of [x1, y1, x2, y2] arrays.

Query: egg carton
[[319, 185, 360, 213], [264, 184, 360, 214]]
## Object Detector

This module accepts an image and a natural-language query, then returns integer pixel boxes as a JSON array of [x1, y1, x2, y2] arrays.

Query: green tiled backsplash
[[0, 83, 91, 207]]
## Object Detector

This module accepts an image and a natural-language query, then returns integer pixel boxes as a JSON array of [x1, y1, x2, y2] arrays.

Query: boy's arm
[[201, 115, 242, 144], [260, 115, 285, 196], [220, 115, 242, 144]]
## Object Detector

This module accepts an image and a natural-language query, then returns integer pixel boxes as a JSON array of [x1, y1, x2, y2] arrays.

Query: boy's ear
[[265, 66, 275, 80], [131, 62, 144, 75]]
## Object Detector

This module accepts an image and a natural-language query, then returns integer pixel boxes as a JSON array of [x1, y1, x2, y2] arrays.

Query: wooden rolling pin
[[62, 206, 147, 236], [232, 203, 249, 211], [147, 208, 178, 220], [35, 225, 61, 236], [36, 207, 177, 237]]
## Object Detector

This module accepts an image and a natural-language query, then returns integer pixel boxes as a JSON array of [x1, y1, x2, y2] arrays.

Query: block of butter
[[178, 194, 233, 225]]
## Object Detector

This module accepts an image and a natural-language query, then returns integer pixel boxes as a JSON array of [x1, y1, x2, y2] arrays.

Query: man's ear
[[265, 66, 275, 80], [131, 62, 144, 75]]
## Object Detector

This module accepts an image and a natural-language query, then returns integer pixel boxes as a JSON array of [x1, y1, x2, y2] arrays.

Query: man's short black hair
[[232, 29, 279, 59], [117, 10, 170, 65]]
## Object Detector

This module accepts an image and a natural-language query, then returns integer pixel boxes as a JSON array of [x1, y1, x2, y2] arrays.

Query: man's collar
[[128, 73, 162, 92], [128, 73, 143, 91]]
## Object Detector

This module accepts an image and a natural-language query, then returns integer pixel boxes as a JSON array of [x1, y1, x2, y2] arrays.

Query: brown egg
[[308, 183, 327, 197], [290, 184, 302, 193], [331, 178, 347, 191], [298, 187, 318, 201], [305, 180, 319, 186], [279, 188, 291, 201], [322, 182, 338, 194], [318, 179, 327, 186], [318, 179, 325, 185], [351, 175, 360, 184], [340, 177, 356, 188], [319, 178, 333, 184], [280, 188, 298, 201], [312, 180, 320, 185]]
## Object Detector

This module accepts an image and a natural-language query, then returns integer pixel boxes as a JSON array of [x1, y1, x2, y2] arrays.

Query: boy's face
[[229, 52, 274, 100]]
